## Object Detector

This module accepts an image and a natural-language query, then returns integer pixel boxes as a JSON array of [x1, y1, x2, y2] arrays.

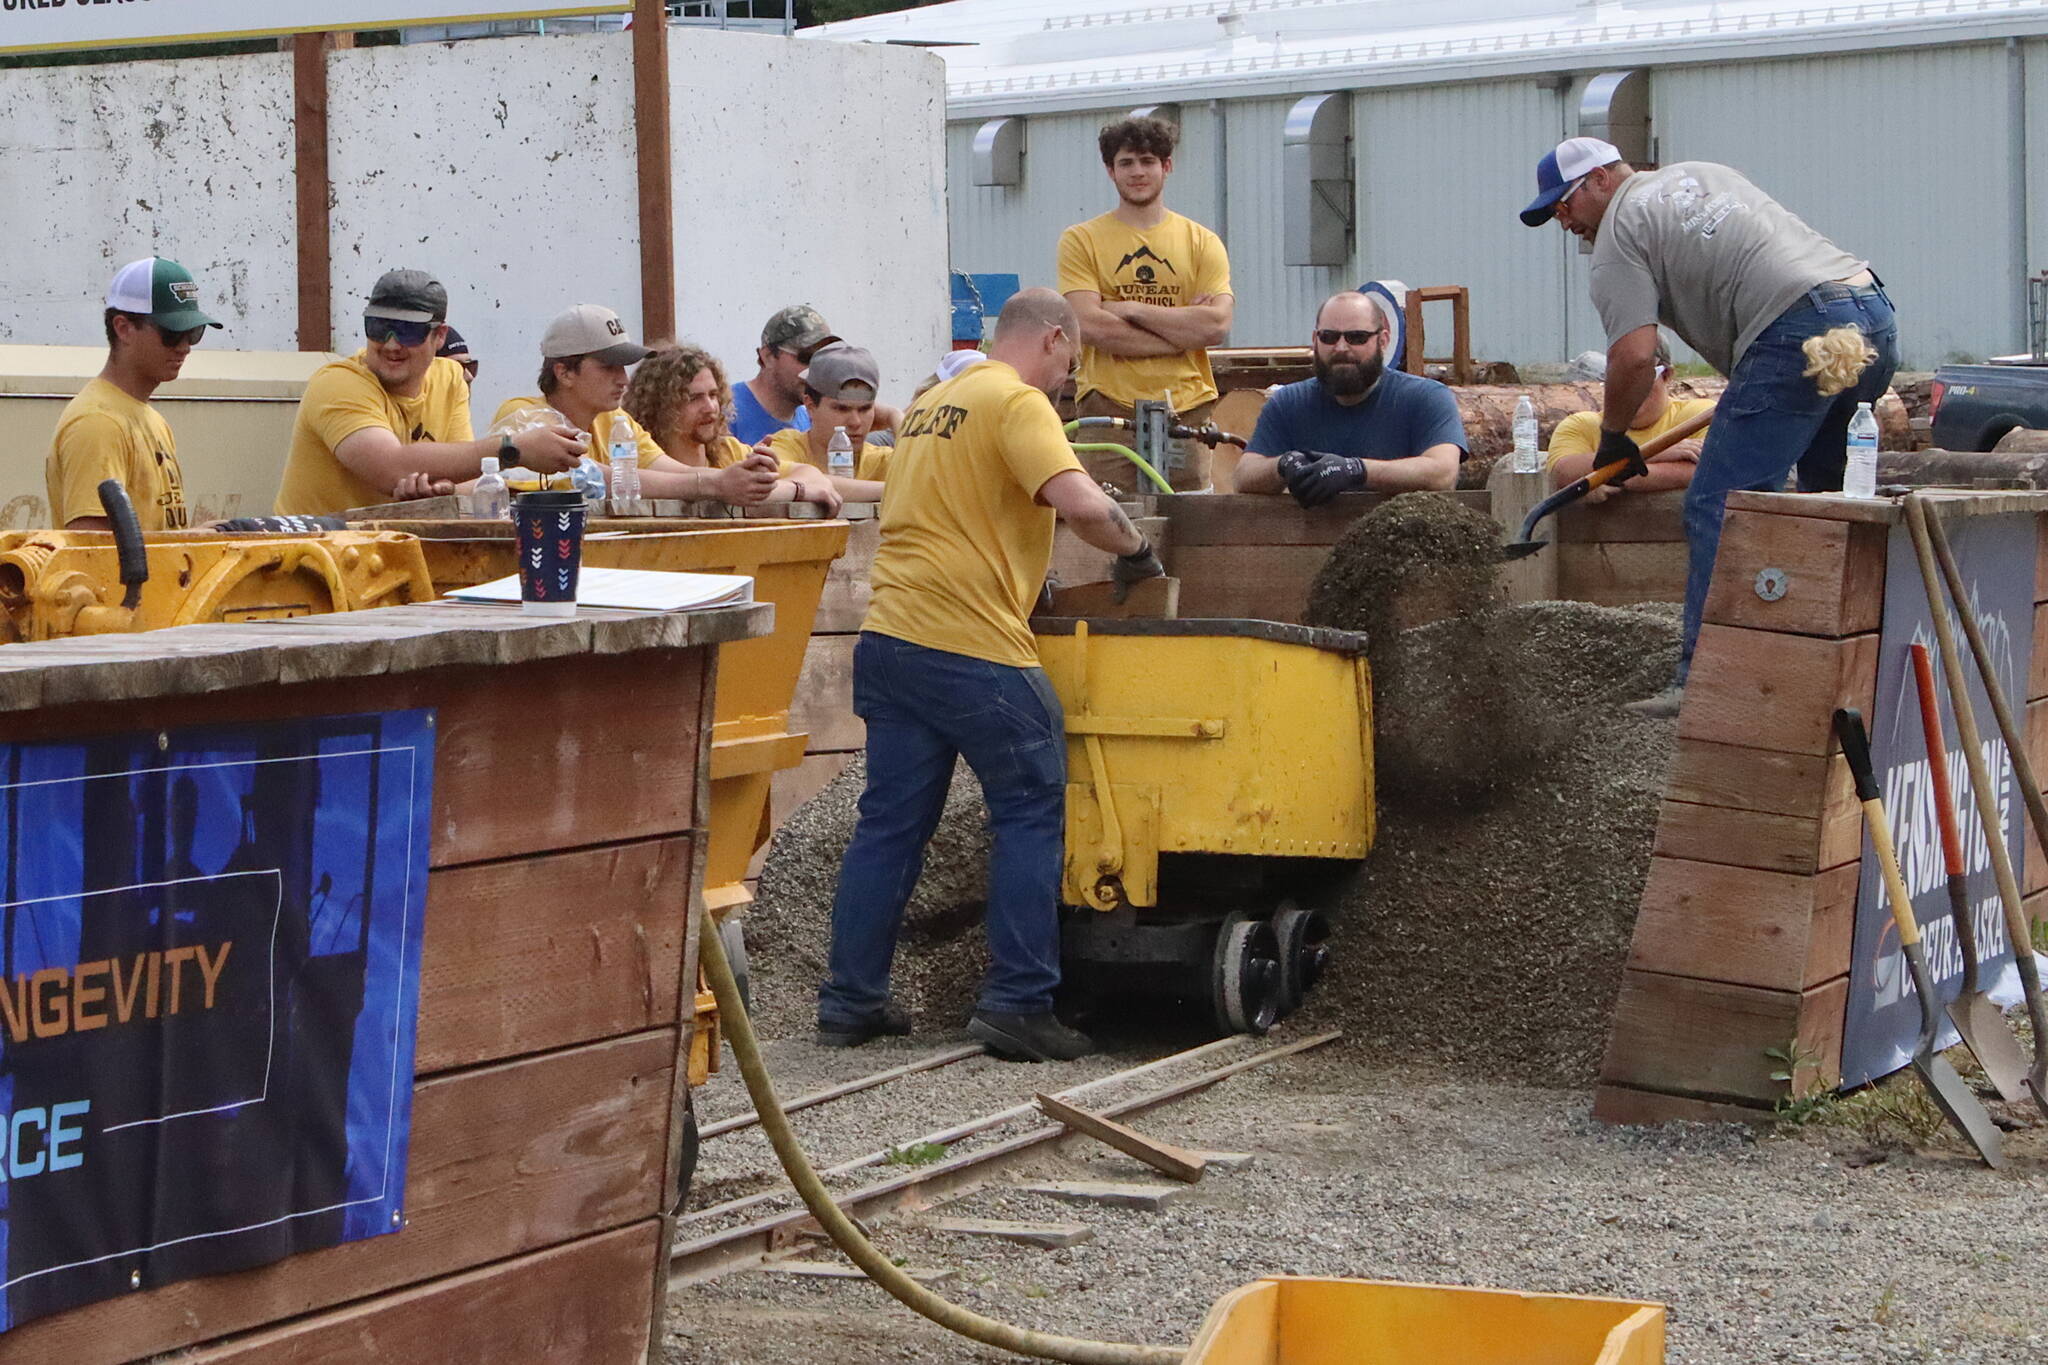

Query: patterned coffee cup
[[511, 490, 586, 617]]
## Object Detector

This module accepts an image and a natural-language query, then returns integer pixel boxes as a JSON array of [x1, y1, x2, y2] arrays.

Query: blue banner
[[1842, 516, 2031, 1087], [0, 711, 434, 1332]]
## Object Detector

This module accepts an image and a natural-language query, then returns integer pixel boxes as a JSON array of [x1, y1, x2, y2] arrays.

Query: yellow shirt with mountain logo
[[762, 427, 891, 482], [46, 378, 188, 530], [275, 352, 474, 515], [1057, 209, 1231, 412], [862, 361, 1083, 668]]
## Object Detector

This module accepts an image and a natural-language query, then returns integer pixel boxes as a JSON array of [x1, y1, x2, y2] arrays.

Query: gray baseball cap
[[802, 342, 880, 400], [540, 303, 651, 366], [364, 268, 448, 323], [762, 304, 839, 356]]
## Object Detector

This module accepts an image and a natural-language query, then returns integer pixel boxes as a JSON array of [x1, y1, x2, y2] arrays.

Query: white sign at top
[[0, 3, 634, 57]]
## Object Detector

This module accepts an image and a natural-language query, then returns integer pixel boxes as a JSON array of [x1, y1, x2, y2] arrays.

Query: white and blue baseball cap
[[1520, 136, 1622, 226]]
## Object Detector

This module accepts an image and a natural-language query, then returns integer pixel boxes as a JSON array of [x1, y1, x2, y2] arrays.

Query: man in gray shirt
[[1521, 137, 1898, 715]]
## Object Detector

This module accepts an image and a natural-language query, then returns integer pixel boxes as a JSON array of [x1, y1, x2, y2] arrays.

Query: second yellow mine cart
[[1031, 616, 1373, 1035]]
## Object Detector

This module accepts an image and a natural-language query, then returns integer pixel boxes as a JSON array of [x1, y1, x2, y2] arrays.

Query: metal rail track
[[699, 1042, 988, 1140], [670, 1029, 1340, 1285]]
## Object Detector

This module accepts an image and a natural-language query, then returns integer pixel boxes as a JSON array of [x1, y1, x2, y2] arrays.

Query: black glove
[[1595, 428, 1647, 484], [1274, 450, 1324, 488], [1111, 536, 1165, 603], [1286, 455, 1369, 508]]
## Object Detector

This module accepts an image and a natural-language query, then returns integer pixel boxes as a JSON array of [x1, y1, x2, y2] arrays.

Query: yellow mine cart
[[376, 517, 849, 1084], [0, 527, 432, 642], [1031, 617, 1373, 1035], [1186, 1277, 1665, 1365]]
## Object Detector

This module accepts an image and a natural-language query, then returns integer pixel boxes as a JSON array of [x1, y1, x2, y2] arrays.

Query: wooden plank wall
[[1596, 496, 2048, 1125], [0, 648, 712, 1363]]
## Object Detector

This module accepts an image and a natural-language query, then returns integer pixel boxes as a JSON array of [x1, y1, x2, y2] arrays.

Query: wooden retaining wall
[[1594, 491, 2048, 1124]]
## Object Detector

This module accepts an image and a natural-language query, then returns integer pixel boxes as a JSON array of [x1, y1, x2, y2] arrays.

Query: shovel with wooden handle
[[1836, 708, 2006, 1168], [1907, 494, 2048, 1120], [1499, 403, 1716, 560], [1908, 641, 2033, 1103]]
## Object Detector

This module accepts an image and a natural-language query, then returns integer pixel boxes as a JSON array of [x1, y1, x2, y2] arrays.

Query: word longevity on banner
[[1841, 513, 2032, 1087], [0, 711, 434, 1333]]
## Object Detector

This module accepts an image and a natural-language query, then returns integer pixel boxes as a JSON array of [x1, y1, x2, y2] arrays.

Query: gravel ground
[[668, 1041, 2048, 1364]]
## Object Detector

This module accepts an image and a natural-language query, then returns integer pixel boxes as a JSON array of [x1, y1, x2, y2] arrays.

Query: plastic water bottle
[[827, 425, 854, 478], [608, 415, 641, 501], [470, 456, 510, 520], [574, 455, 608, 502], [1844, 401, 1879, 499], [1511, 394, 1540, 474]]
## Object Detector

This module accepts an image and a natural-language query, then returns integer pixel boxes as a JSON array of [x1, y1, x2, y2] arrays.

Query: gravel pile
[[746, 755, 994, 1037]]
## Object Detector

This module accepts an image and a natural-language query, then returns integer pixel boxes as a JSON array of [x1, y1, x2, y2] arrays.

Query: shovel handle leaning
[[1906, 644, 1968, 880], [1835, 709, 1923, 950]]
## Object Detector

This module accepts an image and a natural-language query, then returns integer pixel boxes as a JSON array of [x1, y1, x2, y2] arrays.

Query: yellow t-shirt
[[46, 378, 188, 530], [762, 427, 891, 481], [863, 361, 1084, 668], [275, 353, 474, 515], [493, 397, 663, 470], [1546, 397, 1715, 470], [1056, 210, 1231, 412], [708, 434, 751, 469]]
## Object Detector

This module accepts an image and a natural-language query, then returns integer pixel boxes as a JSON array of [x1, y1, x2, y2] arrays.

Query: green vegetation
[[881, 1140, 948, 1167]]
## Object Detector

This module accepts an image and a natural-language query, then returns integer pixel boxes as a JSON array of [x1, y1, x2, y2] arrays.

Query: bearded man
[[1231, 291, 1466, 503]]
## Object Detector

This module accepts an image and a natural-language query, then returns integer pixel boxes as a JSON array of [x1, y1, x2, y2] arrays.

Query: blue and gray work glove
[[1110, 536, 1166, 604], [1279, 449, 1369, 507], [1595, 428, 1648, 484]]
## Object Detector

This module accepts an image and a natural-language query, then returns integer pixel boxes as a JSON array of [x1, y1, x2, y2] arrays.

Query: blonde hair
[[1801, 326, 1876, 397]]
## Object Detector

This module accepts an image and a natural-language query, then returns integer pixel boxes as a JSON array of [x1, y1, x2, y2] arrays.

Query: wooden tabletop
[[1724, 487, 2048, 524], [0, 601, 773, 714]]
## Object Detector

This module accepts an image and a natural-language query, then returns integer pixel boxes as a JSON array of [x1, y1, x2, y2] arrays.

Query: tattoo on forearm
[[1106, 503, 1133, 536]]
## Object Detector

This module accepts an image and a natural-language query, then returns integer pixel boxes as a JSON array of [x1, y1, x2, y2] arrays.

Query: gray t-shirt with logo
[[1590, 161, 1865, 376]]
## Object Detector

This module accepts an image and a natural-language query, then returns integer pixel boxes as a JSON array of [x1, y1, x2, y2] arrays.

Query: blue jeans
[[818, 632, 1067, 1025], [1678, 281, 1900, 680]]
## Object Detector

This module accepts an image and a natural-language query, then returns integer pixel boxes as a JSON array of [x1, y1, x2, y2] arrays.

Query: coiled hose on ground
[[696, 907, 1188, 1364]]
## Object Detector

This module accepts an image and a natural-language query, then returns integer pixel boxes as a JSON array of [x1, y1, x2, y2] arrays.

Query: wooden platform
[[0, 603, 767, 1363]]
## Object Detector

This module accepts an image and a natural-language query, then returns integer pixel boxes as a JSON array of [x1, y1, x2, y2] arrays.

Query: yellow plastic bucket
[[1185, 1277, 1666, 1365]]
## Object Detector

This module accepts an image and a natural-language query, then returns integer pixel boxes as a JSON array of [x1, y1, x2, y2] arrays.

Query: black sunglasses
[[364, 317, 438, 348], [1316, 328, 1383, 347], [150, 321, 208, 348]]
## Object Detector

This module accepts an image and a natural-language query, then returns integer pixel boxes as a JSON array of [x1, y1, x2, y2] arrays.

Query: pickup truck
[[1930, 362, 2048, 450]]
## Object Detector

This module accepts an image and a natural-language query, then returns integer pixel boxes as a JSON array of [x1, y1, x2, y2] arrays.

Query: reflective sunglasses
[[1555, 175, 1592, 210], [364, 316, 438, 348], [1315, 328, 1383, 347], [151, 321, 208, 348]]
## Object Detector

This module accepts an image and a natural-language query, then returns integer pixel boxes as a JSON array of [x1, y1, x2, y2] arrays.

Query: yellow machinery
[[1032, 617, 1373, 1034], [1185, 1277, 1665, 1365], [371, 516, 849, 1084], [0, 527, 432, 643]]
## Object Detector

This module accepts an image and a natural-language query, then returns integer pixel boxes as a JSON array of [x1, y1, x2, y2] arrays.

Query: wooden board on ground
[[1013, 1181, 1189, 1211], [928, 1219, 1095, 1249], [1038, 576, 1180, 621], [1035, 1092, 1209, 1182], [765, 1260, 957, 1286]]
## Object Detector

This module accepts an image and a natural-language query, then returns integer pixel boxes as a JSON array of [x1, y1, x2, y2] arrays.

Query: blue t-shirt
[[1246, 369, 1467, 463], [730, 382, 810, 446]]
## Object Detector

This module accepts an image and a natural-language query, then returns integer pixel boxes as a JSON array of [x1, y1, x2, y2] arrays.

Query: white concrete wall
[[326, 33, 642, 424], [0, 28, 951, 458], [669, 30, 950, 404], [0, 50, 297, 348]]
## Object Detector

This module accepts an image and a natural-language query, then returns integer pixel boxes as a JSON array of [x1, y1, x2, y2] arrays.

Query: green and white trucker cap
[[106, 257, 223, 330]]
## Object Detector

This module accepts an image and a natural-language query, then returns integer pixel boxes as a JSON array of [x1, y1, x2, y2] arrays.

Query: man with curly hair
[[1058, 115, 1233, 492], [623, 343, 834, 510]]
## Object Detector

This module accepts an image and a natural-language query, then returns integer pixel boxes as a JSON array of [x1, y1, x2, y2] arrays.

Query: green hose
[[1072, 442, 1175, 495], [696, 908, 1187, 1364]]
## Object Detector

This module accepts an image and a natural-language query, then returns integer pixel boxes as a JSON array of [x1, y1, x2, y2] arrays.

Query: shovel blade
[[1913, 1054, 2007, 1168], [1949, 995, 2033, 1106], [1498, 539, 1548, 562]]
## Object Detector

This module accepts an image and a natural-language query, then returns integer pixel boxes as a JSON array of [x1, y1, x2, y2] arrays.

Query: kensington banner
[[0, 3, 630, 57], [1841, 514, 2031, 1087], [0, 711, 433, 1332]]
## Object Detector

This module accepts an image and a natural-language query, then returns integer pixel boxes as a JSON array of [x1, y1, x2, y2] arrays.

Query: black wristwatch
[[497, 433, 522, 468]]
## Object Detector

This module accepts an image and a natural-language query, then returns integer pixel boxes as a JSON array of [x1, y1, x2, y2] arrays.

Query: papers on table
[[443, 567, 755, 612]]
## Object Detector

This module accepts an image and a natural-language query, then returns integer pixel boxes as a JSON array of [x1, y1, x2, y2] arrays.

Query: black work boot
[[968, 1010, 1095, 1062], [815, 1003, 913, 1049]]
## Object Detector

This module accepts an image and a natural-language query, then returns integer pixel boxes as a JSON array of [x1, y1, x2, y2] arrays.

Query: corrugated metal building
[[811, 0, 2048, 369]]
